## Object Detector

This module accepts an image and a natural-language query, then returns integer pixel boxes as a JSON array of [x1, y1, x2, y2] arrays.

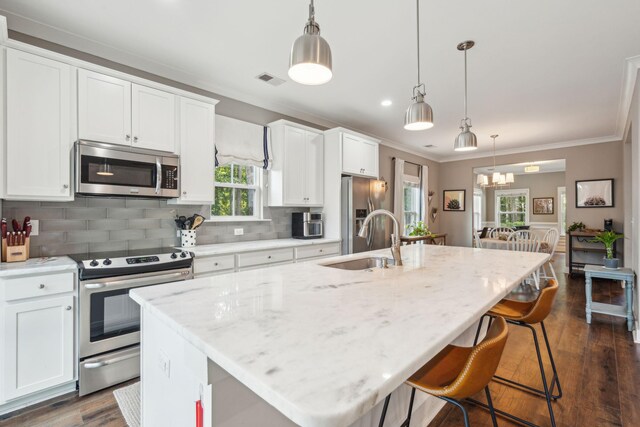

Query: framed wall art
[[533, 197, 554, 215], [575, 179, 614, 208], [443, 190, 465, 211]]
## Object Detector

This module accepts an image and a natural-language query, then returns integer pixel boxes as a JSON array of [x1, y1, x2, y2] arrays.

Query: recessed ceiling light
[[381, 100, 392, 107]]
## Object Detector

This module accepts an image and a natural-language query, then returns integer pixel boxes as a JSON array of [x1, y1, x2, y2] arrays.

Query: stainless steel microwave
[[75, 141, 179, 198]]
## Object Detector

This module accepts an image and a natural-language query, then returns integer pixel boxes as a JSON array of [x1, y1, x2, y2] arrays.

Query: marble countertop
[[178, 238, 341, 257], [0, 256, 78, 278], [132, 245, 548, 427]]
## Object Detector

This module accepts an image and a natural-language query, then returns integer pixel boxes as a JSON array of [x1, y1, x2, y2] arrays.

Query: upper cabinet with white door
[[169, 97, 216, 205], [78, 69, 176, 152], [4, 49, 75, 201], [268, 120, 324, 207], [338, 130, 379, 178]]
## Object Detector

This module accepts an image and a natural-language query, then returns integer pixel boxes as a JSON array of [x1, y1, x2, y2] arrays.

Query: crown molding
[[438, 135, 621, 163]]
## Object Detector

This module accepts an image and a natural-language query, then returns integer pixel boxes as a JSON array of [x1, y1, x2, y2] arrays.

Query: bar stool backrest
[[507, 230, 540, 252], [520, 280, 559, 324], [445, 316, 509, 400], [489, 227, 515, 238]]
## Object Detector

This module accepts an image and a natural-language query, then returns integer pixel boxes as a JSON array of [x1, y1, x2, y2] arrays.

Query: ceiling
[[474, 159, 566, 175], [0, 0, 638, 160]]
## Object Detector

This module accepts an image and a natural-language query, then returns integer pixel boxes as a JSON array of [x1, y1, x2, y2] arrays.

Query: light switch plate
[[234, 228, 244, 236], [158, 350, 171, 378]]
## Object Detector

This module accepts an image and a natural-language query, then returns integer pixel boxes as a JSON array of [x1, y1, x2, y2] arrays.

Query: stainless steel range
[[70, 248, 194, 396]]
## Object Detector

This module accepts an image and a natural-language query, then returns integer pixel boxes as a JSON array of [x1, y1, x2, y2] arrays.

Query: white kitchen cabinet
[[2, 295, 74, 401], [78, 70, 176, 152], [169, 97, 216, 205], [78, 69, 131, 146], [132, 84, 176, 152], [268, 120, 324, 207], [294, 242, 341, 261], [341, 133, 379, 178], [4, 49, 74, 201]]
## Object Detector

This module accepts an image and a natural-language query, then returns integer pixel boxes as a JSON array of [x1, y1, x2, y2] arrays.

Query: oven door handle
[[83, 270, 191, 290], [83, 351, 139, 369], [155, 157, 162, 194]]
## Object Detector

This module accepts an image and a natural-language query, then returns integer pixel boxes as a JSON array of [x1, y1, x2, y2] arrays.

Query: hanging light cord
[[416, 0, 421, 86], [309, 0, 315, 21], [463, 48, 468, 120]]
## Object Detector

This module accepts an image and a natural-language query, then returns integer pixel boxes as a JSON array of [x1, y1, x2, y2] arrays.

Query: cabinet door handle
[[133, 136, 138, 143], [183, 191, 187, 195], [126, 134, 131, 141], [319, 249, 323, 253], [214, 262, 219, 266], [63, 184, 69, 189], [268, 255, 272, 259], [39, 284, 45, 289], [65, 306, 72, 311]]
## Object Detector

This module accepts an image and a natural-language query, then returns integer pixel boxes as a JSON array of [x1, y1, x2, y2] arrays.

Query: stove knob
[[180, 252, 187, 258], [89, 260, 99, 267], [170, 253, 178, 259], [103, 258, 112, 266]]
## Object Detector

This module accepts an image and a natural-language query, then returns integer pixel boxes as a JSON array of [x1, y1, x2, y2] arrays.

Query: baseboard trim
[[0, 382, 76, 417]]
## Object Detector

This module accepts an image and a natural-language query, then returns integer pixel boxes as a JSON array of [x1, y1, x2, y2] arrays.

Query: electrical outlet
[[30, 220, 39, 236], [158, 351, 171, 378], [234, 228, 244, 236]]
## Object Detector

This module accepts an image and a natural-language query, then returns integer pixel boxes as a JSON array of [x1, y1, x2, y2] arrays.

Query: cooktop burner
[[69, 247, 193, 280]]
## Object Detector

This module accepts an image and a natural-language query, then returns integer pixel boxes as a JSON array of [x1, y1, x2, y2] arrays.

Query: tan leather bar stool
[[378, 316, 509, 427], [471, 279, 561, 427]]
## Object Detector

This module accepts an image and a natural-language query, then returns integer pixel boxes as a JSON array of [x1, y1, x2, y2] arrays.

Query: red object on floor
[[195, 400, 203, 427]]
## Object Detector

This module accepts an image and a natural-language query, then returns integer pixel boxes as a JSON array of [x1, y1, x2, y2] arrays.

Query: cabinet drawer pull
[[133, 136, 138, 142], [63, 184, 69, 189], [183, 191, 187, 195], [126, 134, 131, 141], [39, 284, 45, 289], [66, 306, 72, 311], [268, 255, 272, 259], [319, 249, 323, 253], [214, 262, 219, 266]]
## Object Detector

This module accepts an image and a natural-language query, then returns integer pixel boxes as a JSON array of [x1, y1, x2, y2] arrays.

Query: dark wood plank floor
[[1, 254, 638, 427]]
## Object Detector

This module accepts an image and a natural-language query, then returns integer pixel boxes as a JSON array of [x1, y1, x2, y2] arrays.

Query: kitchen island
[[131, 244, 548, 427]]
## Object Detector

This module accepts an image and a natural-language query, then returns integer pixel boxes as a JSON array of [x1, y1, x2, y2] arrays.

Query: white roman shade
[[215, 115, 272, 168]]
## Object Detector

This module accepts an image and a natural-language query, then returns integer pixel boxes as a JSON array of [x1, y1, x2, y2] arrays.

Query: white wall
[[627, 70, 640, 342]]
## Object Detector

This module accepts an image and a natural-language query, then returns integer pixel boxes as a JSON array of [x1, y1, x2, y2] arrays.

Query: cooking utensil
[[191, 215, 205, 230], [175, 216, 187, 230], [183, 219, 192, 230]]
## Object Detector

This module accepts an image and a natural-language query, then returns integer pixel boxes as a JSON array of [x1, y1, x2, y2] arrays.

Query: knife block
[[1, 237, 30, 262]]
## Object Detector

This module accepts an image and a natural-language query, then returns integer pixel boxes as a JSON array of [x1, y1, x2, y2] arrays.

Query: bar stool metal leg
[[484, 386, 498, 427], [440, 396, 470, 427], [378, 394, 391, 427]]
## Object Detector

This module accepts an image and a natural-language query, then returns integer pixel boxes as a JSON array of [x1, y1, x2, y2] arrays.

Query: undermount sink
[[322, 257, 396, 271]]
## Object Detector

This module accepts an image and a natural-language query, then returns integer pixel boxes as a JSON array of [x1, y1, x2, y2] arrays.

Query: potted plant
[[406, 221, 431, 237], [590, 230, 624, 269], [567, 221, 586, 233]]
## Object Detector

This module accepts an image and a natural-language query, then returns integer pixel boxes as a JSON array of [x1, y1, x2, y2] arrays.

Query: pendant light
[[404, 0, 433, 130], [454, 40, 477, 151], [288, 0, 333, 85]]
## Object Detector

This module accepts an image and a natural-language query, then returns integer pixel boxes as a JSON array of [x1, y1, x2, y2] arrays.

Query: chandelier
[[476, 135, 514, 188]]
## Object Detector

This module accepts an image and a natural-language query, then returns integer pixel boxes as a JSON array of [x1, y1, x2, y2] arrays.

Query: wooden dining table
[[480, 237, 510, 249], [400, 233, 447, 245]]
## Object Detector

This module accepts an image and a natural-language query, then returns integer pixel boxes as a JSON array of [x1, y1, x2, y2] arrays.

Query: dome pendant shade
[[454, 122, 477, 151], [404, 93, 434, 130], [288, 2, 332, 85]]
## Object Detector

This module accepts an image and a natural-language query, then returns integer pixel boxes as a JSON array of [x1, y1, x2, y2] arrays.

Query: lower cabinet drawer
[[236, 248, 294, 269], [2, 272, 75, 302], [295, 243, 341, 260], [194, 255, 236, 275]]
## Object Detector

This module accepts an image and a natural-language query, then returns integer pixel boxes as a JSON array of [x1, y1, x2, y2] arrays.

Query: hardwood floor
[[428, 254, 640, 427], [1, 254, 637, 427]]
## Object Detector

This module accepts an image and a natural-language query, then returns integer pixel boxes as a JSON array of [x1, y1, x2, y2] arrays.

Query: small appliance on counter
[[292, 212, 323, 239], [1, 216, 32, 262], [71, 247, 194, 396]]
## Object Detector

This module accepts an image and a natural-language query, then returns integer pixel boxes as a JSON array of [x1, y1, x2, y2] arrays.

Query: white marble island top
[[131, 245, 548, 427], [178, 237, 341, 257]]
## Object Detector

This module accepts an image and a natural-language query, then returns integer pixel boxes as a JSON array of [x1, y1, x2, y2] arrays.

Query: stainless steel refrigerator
[[341, 176, 390, 254]]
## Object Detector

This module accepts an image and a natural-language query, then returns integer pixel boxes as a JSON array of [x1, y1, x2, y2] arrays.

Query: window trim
[[495, 188, 530, 226], [402, 173, 422, 236], [211, 164, 264, 221]]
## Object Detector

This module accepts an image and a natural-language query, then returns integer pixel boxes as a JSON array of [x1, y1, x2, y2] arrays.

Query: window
[[495, 188, 529, 227], [473, 189, 482, 231], [212, 164, 262, 219], [403, 174, 422, 232]]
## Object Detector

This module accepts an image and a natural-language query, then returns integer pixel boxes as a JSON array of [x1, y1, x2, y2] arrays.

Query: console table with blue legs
[[584, 265, 635, 331]]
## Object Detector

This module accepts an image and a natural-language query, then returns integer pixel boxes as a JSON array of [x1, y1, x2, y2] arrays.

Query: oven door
[[79, 268, 192, 358]]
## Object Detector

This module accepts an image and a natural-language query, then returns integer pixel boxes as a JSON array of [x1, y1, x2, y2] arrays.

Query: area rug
[[113, 382, 141, 427]]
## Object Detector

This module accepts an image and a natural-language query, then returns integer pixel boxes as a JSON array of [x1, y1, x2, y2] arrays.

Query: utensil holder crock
[[181, 230, 196, 248]]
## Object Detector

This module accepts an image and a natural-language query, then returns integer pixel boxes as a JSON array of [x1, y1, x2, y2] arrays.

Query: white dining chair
[[473, 229, 483, 248], [539, 228, 559, 282], [489, 227, 515, 238], [507, 231, 541, 288]]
